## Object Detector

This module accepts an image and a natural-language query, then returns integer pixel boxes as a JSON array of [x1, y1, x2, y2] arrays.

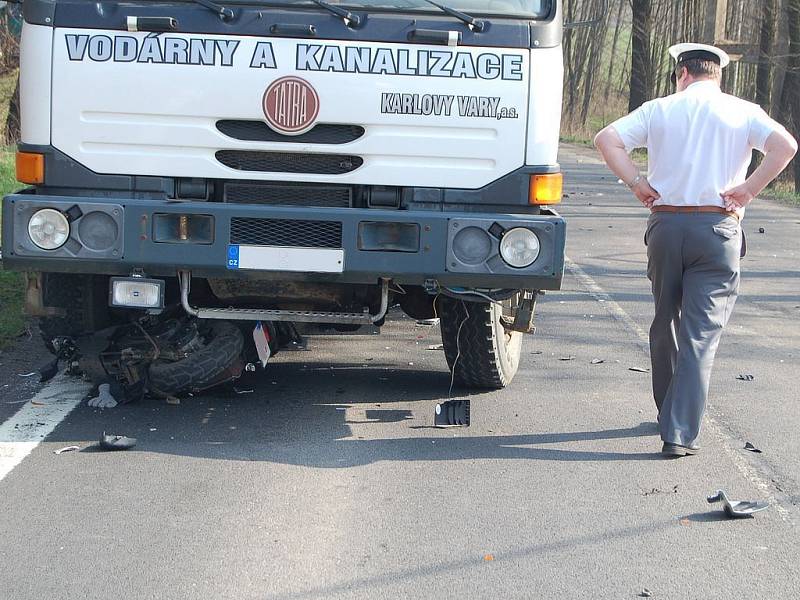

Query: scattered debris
[[707, 489, 768, 519], [99, 432, 137, 451], [629, 367, 650, 373], [744, 442, 763, 453], [531, 350, 543, 355], [758, 227, 765, 234], [736, 374, 754, 381], [17, 372, 37, 378], [53, 445, 80, 455], [559, 356, 575, 361], [591, 359, 605, 364], [233, 387, 254, 395], [87, 383, 118, 408], [427, 344, 444, 351], [642, 485, 679, 496], [166, 396, 181, 405], [639, 589, 653, 598], [435, 399, 470, 427]]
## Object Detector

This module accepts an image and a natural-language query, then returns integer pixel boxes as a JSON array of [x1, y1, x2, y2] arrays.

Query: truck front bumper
[[2, 194, 566, 290]]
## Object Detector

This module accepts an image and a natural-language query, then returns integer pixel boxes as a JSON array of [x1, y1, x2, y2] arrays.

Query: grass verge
[[0, 147, 25, 349]]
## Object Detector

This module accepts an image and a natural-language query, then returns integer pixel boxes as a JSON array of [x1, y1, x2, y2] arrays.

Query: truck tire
[[148, 321, 244, 396], [39, 273, 111, 353], [438, 296, 522, 389]]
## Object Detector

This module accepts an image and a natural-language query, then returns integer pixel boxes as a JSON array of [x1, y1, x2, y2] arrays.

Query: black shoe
[[661, 442, 700, 457]]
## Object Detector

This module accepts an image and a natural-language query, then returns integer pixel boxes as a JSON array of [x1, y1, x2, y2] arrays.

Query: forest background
[[562, 0, 800, 196]]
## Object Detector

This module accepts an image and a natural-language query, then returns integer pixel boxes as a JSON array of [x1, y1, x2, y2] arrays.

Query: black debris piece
[[744, 442, 763, 453], [629, 367, 650, 373], [758, 227, 765, 234], [99, 432, 137, 451], [639, 590, 653, 598], [39, 358, 59, 383], [434, 399, 470, 427], [736, 374, 755, 381]]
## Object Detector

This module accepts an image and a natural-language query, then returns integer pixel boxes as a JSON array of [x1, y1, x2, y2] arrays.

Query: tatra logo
[[262, 76, 319, 135]]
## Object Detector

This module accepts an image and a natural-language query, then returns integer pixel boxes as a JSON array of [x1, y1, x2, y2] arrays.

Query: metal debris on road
[[559, 356, 575, 361], [53, 445, 80, 455], [639, 589, 653, 598], [707, 489, 769, 519], [591, 359, 605, 364], [629, 367, 650, 373], [99, 432, 137, 451], [736, 374, 755, 381], [233, 387, 254, 394], [427, 344, 444, 351], [17, 372, 37, 378], [744, 442, 763, 453]]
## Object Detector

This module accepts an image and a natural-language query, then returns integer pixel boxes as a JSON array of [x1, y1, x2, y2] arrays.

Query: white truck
[[3, 0, 566, 397]]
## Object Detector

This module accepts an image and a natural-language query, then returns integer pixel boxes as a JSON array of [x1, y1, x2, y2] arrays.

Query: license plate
[[227, 245, 344, 273]]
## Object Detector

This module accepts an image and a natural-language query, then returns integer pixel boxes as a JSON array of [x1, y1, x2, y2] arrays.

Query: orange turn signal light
[[529, 173, 563, 205], [16, 152, 45, 185]]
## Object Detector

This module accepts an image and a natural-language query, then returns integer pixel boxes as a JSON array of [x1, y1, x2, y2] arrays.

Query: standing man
[[594, 43, 797, 458]]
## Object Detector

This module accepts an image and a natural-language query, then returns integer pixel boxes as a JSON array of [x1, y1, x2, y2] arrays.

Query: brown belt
[[651, 205, 740, 221]]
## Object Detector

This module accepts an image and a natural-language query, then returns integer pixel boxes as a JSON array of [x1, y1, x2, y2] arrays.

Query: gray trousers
[[646, 212, 741, 446]]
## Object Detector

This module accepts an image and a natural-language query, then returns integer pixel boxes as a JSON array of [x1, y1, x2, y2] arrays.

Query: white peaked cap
[[668, 43, 730, 68]]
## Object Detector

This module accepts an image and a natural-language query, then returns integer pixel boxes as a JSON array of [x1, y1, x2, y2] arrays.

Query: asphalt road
[[1, 145, 798, 599]]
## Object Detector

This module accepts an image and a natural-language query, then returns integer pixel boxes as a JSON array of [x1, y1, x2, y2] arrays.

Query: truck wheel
[[148, 321, 244, 396], [438, 295, 522, 389], [39, 273, 111, 353]]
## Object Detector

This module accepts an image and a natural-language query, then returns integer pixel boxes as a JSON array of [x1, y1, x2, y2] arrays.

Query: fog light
[[110, 278, 164, 309], [499, 227, 540, 268], [28, 208, 70, 250]]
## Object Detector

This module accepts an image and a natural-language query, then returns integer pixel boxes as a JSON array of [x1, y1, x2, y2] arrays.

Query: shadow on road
[[46, 362, 663, 467]]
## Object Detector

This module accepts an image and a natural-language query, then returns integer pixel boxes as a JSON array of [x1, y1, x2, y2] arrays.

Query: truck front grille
[[224, 181, 352, 208], [216, 151, 363, 174], [230, 217, 343, 248], [217, 121, 364, 144]]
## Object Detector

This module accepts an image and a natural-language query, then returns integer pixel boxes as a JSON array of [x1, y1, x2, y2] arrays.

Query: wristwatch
[[627, 174, 643, 189]]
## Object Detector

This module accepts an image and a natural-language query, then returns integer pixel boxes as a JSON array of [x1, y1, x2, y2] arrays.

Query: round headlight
[[28, 209, 70, 250], [499, 227, 540, 268]]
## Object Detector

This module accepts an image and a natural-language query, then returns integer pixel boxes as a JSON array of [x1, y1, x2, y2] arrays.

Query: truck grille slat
[[224, 182, 352, 208], [216, 151, 363, 174], [230, 217, 343, 248], [217, 121, 365, 144]]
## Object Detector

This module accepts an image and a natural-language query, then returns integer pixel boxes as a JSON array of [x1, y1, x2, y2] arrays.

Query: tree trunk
[[750, 0, 777, 176], [629, 0, 653, 112], [4, 73, 20, 146], [788, 0, 800, 193]]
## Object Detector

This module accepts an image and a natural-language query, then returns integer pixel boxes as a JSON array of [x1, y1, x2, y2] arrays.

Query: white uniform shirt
[[611, 80, 787, 207]]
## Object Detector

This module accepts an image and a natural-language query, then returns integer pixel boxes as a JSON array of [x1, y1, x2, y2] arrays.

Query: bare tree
[[629, 0, 653, 111]]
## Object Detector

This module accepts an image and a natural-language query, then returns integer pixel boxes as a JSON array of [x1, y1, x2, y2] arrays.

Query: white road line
[[564, 256, 796, 526], [0, 372, 90, 483]]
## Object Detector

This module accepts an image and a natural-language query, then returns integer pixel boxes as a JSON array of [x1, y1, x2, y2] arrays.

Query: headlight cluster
[[27, 209, 70, 250], [499, 227, 540, 268]]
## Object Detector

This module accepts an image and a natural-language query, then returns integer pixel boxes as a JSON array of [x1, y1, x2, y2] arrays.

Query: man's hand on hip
[[633, 178, 661, 208], [720, 183, 755, 211]]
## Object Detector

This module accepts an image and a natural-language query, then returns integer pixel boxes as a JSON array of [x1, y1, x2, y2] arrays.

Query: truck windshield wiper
[[422, 0, 485, 32], [309, 0, 363, 28], [189, 0, 235, 21]]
